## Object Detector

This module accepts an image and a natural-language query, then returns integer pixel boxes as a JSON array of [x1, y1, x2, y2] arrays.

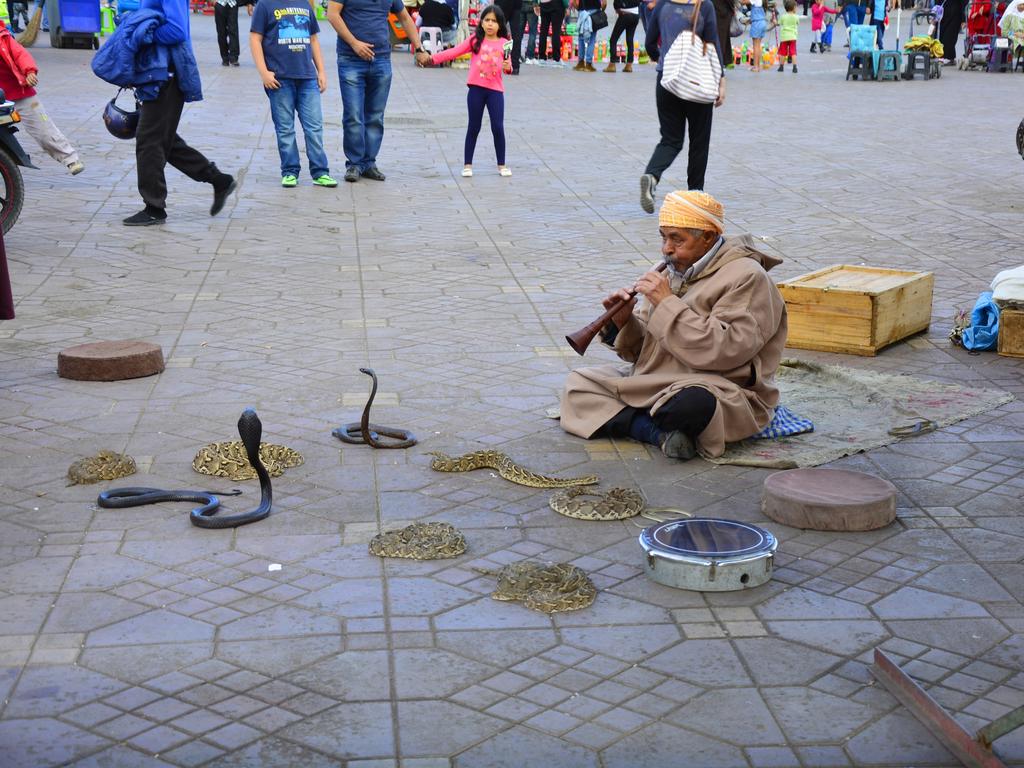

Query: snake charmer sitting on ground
[[560, 191, 788, 460]]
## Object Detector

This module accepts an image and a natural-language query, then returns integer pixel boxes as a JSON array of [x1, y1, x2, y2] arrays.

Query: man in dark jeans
[[126, 0, 236, 225], [214, 0, 240, 65]]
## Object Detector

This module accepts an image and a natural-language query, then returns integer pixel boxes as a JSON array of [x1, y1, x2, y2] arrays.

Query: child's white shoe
[[461, 167, 473, 177], [499, 166, 512, 177]]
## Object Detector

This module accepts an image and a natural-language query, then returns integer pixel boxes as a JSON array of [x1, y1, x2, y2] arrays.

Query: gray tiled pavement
[[2, 14, 1024, 767]]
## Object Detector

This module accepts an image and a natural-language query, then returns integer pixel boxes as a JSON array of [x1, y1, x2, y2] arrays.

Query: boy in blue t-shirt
[[250, 0, 338, 187]]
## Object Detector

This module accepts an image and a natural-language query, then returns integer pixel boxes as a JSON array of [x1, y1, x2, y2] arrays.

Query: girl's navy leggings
[[465, 85, 505, 165]]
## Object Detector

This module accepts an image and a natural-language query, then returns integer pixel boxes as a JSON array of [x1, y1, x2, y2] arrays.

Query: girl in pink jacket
[[427, 5, 513, 177], [809, 0, 840, 51]]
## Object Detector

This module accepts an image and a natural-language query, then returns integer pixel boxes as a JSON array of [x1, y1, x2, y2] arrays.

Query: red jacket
[[0, 21, 38, 101]]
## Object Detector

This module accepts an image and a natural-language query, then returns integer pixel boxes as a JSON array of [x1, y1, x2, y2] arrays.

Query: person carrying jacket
[[0, 21, 83, 175], [93, 0, 236, 225]]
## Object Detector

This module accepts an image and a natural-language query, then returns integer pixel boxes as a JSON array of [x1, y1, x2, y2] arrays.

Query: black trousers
[[644, 72, 714, 189], [136, 77, 218, 211], [598, 387, 718, 439], [538, 6, 565, 60], [608, 12, 639, 62], [215, 3, 240, 63], [937, 0, 964, 59], [507, 7, 524, 70]]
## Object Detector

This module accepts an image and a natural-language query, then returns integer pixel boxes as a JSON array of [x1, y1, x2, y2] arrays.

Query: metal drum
[[639, 518, 778, 592]]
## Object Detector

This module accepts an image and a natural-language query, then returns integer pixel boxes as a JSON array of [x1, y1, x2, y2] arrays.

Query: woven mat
[[707, 359, 1014, 469]]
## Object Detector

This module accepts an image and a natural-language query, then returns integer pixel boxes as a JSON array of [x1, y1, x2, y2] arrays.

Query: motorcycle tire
[[0, 148, 25, 234], [1018, 118, 1024, 161]]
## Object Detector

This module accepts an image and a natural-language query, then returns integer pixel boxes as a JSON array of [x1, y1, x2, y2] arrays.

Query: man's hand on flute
[[634, 267, 673, 307], [602, 288, 638, 330]]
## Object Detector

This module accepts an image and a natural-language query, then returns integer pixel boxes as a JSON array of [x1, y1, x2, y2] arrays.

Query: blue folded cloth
[[751, 405, 814, 440], [961, 291, 999, 352]]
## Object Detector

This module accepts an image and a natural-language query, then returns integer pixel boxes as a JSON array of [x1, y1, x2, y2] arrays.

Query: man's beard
[[662, 256, 687, 280]]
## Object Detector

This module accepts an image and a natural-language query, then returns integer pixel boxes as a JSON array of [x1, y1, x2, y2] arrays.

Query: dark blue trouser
[[465, 85, 506, 165]]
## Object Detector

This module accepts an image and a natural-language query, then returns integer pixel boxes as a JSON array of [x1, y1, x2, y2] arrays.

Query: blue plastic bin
[[48, 0, 102, 49]]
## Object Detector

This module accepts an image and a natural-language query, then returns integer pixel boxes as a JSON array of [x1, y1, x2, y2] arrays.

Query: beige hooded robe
[[560, 235, 788, 457]]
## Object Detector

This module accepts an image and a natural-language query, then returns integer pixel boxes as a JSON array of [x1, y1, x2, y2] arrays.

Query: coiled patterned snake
[[333, 368, 417, 449], [97, 409, 273, 529], [476, 561, 597, 613]]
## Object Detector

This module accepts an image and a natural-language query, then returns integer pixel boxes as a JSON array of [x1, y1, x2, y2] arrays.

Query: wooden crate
[[998, 309, 1024, 358], [778, 266, 934, 356]]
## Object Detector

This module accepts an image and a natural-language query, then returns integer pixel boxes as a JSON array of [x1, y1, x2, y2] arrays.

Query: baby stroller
[[960, 0, 1008, 67]]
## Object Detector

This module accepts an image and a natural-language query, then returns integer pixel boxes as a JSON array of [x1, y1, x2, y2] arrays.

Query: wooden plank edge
[[870, 649, 1007, 768]]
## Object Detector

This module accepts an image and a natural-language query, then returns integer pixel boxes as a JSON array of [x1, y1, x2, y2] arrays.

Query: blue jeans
[[266, 78, 330, 179], [578, 10, 598, 63], [872, 18, 885, 48], [337, 54, 393, 171]]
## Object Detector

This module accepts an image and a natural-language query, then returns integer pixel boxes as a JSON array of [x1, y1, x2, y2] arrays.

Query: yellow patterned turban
[[658, 191, 725, 234]]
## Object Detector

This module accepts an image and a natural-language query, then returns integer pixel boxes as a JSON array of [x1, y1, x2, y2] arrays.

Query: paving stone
[[5, 666, 126, 717], [669, 688, 784, 745], [845, 711, 958, 766], [453, 727, 598, 768], [763, 687, 876, 744], [602, 722, 746, 768], [68, 745, 177, 767]]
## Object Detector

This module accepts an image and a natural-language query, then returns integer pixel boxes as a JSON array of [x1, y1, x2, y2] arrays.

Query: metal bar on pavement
[[977, 706, 1024, 750], [870, 649, 1008, 768]]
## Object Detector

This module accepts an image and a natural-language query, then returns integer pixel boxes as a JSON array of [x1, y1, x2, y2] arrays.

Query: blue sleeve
[[645, 0, 662, 60], [250, 2, 268, 34], [154, 0, 189, 43], [391, 0, 404, 11], [310, 13, 321, 33]]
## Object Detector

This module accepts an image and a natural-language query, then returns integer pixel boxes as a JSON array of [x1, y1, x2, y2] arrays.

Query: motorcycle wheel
[[0, 148, 25, 234]]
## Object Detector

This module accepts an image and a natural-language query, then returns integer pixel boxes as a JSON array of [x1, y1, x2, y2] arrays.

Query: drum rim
[[638, 517, 778, 562]]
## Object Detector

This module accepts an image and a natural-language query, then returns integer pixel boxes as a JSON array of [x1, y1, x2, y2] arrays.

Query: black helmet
[[103, 89, 140, 140]]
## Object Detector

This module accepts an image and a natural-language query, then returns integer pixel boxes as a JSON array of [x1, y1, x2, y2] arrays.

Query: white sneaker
[[67, 160, 85, 175], [499, 166, 512, 177], [461, 167, 473, 177]]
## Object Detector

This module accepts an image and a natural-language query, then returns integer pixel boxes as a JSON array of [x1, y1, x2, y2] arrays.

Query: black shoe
[[660, 430, 697, 460], [510, 68, 520, 75], [360, 166, 386, 181], [222, 59, 229, 66], [230, 61, 240, 67], [640, 173, 657, 214], [123, 207, 167, 226], [810, 43, 816, 52], [344, 166, 360, 182], [210, 173, 236, 216]]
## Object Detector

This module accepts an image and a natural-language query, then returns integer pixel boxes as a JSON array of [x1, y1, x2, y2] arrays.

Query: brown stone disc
[[761, 468, 897, 532], [57, 340, 165, 382]]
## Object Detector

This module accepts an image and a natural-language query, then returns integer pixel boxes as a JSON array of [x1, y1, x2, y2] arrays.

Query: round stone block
[[761, 468, 897, 532], [58, 340, 165, 382]]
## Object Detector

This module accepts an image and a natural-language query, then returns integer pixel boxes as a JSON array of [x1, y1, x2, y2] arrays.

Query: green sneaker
[[281, 174, 298, 188], [313, 174, 339, 188]]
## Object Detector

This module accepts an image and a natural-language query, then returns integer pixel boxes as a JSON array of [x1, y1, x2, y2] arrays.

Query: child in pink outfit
[[428, 4, 513, 177], [809, 0, 840, 51]]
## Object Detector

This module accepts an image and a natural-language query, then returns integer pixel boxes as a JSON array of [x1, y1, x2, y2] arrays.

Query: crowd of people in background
[[87, 0, 985, 226]]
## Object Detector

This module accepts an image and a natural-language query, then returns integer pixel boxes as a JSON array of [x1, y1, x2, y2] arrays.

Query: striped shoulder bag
[[659, 0, 723, 103]]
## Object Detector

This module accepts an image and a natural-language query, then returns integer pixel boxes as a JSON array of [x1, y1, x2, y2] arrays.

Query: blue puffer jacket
[[91, 9, 203, 102]]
